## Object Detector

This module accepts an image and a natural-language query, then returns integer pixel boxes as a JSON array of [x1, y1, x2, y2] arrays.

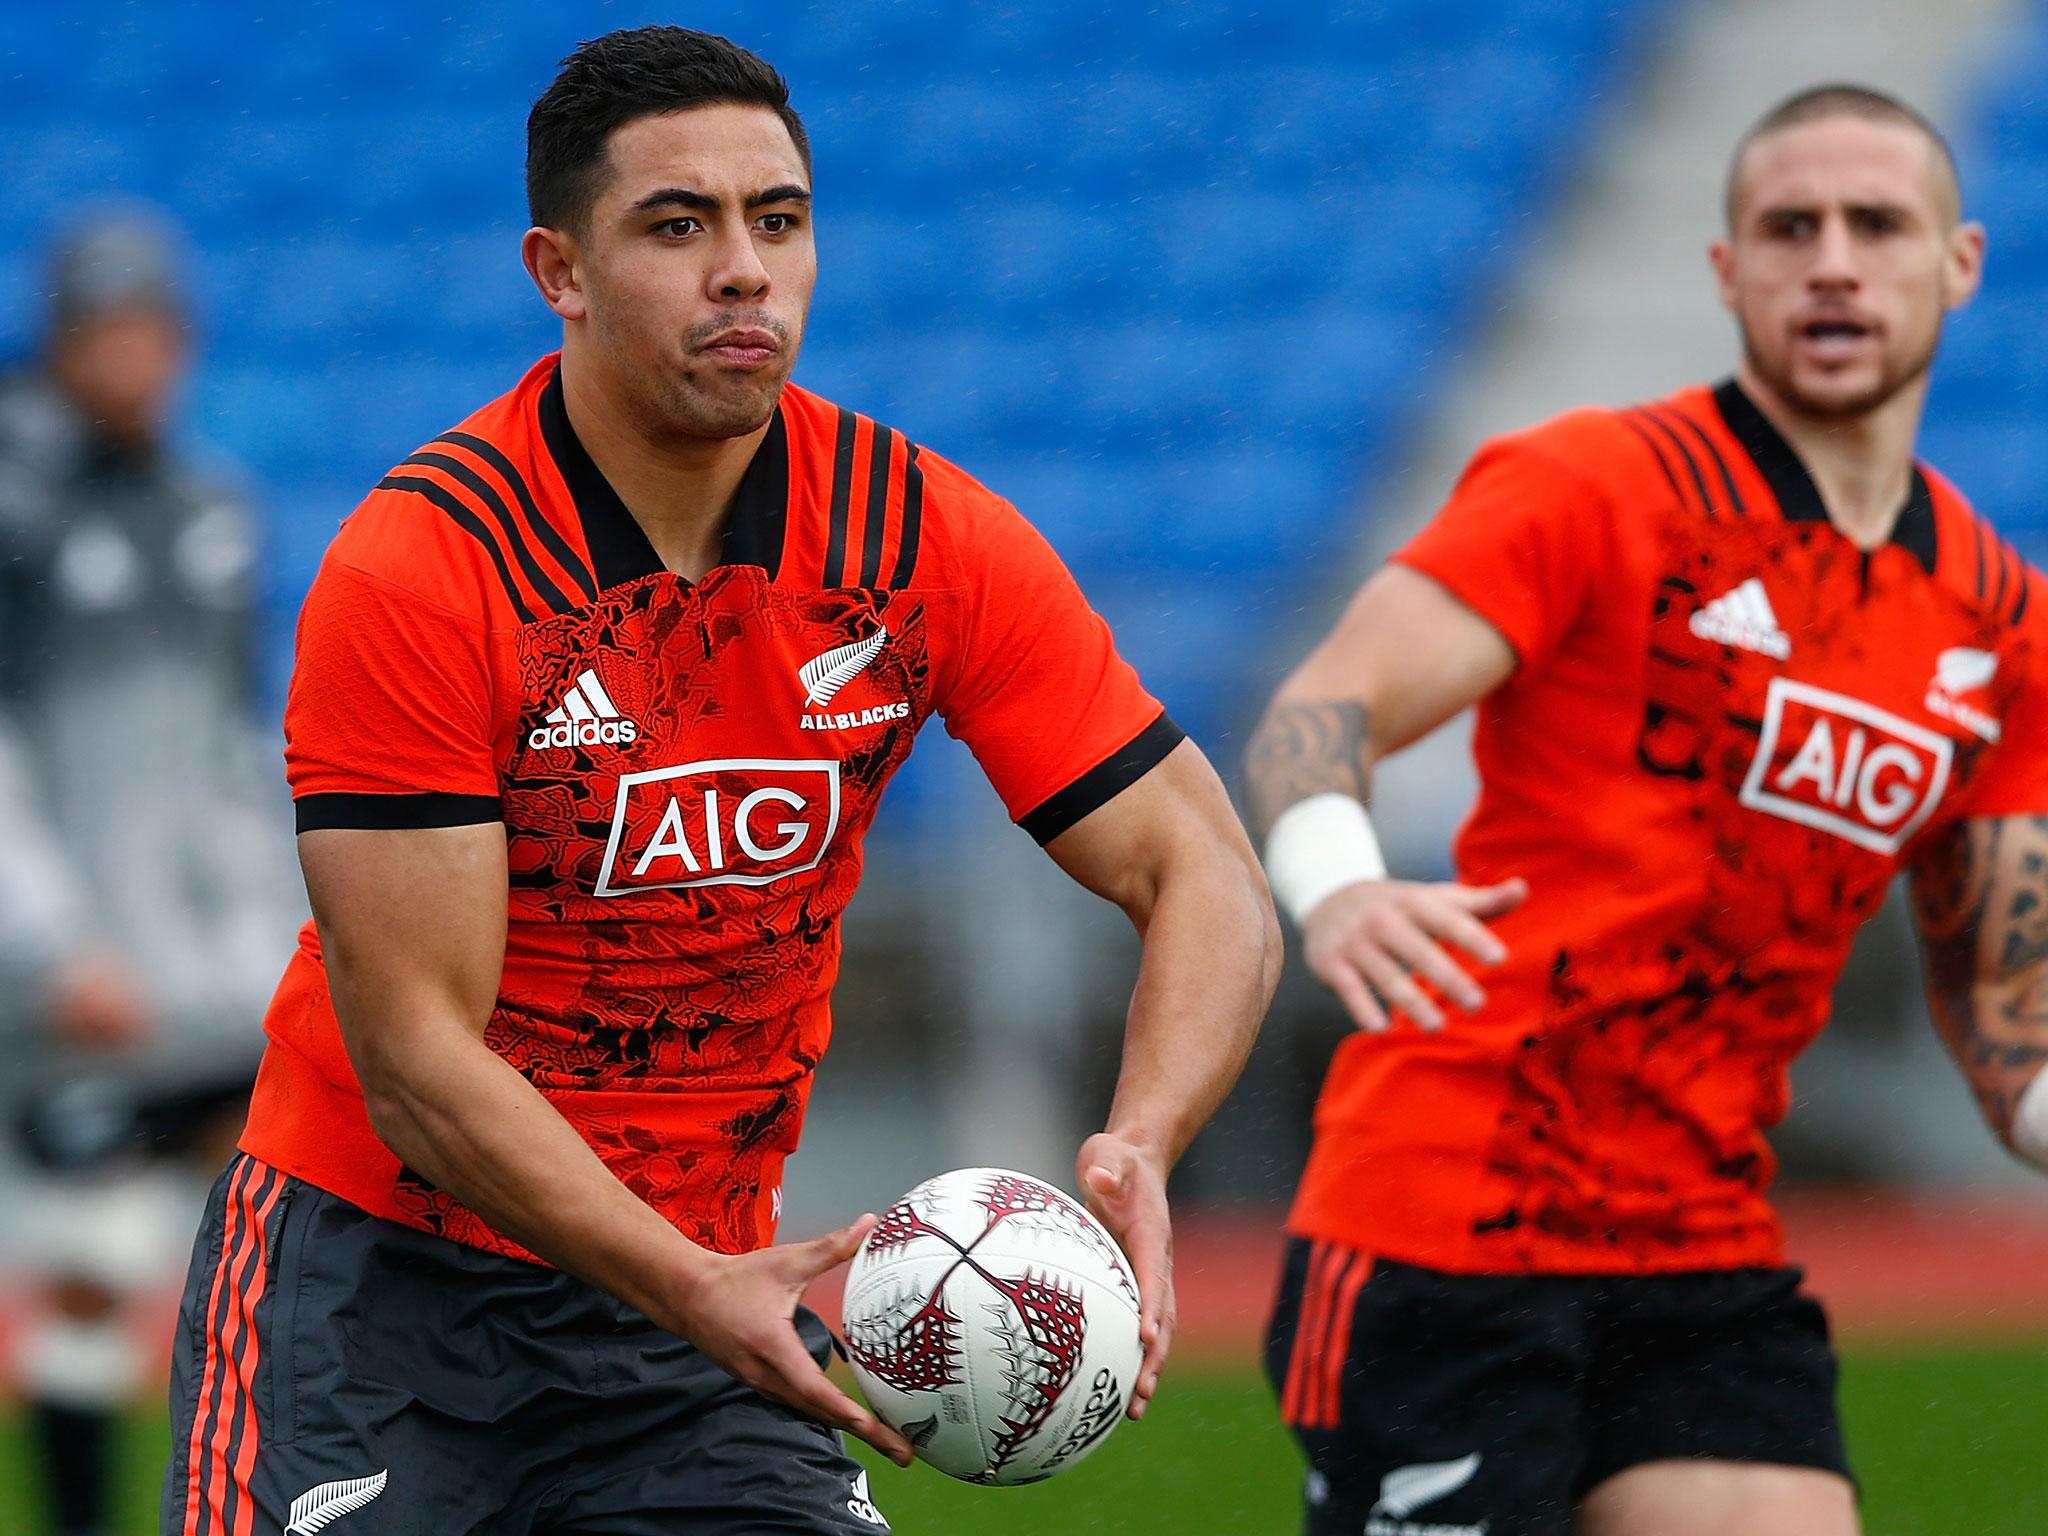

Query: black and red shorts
[[161, 1154, 892, 1536], [1264, 1236, 1851, 1536]]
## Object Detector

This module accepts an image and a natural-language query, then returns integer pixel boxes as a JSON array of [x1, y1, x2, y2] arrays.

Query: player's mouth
[[1794, 316, 1877, 365], [700, 328, 782, 370]]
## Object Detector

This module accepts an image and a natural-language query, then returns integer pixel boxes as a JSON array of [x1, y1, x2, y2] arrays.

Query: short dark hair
[[1726, 83, 1961, 226], [526, 27, 811, 233]]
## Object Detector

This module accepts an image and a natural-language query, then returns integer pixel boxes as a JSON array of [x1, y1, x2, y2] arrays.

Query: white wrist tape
[[2012, 1065, 2048, 1172], [1263, 792, 1387, 928]]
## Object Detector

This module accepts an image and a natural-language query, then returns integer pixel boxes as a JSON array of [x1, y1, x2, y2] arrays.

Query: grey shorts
[[162, 1154, 891, 1535]]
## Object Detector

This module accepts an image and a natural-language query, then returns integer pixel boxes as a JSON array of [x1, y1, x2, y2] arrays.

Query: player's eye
[[1761, 212, 1817, 240], [756, 213, 799, 235], [655, 217, 703, 238], [1852, 208, 1904, 236]]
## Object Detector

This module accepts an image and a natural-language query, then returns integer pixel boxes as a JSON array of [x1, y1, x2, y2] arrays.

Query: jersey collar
[[538, 363, 789, 590], [1712, 378, 1937, 573]]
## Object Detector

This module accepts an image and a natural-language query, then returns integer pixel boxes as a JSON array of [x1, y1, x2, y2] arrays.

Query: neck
[[559, 347, 772, 581], [1734, 363, 1926, 549]]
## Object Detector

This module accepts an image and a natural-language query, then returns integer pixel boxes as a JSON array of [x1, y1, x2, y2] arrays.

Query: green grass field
[[7, 1342, 2044, 1535]]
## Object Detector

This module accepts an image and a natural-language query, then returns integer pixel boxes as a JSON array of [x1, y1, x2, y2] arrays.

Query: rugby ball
[[842, 1167, 1143, 1485]]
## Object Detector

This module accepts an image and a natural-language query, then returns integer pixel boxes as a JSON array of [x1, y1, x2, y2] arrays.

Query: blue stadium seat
[[0, 2, 1672, 794]]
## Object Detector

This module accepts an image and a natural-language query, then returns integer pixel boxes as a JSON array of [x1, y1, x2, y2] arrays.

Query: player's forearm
[[1099, 845, 1279, 1168], [1922, 975, 2048, 1150], [351, 1016, 715, 1324], [1243, 693, 1376, 842], [1910, 814, 2048, 1156]]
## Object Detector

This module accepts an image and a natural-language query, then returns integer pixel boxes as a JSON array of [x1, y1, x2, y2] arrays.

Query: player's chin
[[1776, 359, 1898, 420], [669, 373, 788, 438]]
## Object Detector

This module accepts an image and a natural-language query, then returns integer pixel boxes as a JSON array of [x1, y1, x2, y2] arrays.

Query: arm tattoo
[[1243, 699, 1372, 843], [1910, 814, 2048, 1137]]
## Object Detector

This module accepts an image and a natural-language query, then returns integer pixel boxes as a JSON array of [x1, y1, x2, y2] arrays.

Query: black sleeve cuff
[[295, 792, 504, 833], [1017, 711, 1185, 845]]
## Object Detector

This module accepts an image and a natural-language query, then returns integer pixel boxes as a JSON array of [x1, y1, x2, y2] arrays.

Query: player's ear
[[1943, 220, 1986, 312], [523, 226, 587, 322], [1708, 236, 1738, 315]]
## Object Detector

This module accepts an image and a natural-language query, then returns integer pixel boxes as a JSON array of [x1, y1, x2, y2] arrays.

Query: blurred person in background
[[1246, 85, 2048, 1536], [0, 206, 301, 1536]]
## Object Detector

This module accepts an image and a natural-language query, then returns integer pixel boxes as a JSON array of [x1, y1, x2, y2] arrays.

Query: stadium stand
[[0, 2, 1672, 771], [1923, 2, 2048, 551]]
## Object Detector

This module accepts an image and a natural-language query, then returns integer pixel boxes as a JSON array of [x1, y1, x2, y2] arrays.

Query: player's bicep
[[299, 823, 509, 1069], [1275, 564, 1517, 759], [1043, 739, 1259, 914]]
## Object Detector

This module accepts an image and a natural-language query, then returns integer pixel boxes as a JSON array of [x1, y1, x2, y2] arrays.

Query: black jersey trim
[[1017, 711, 1185, 845], [535, 365, 792, 590], [1712, 378, 1938, 573], [537, 368, 663, 589], [823, 407, 859, 586], [1632, 409, 1718, 520], [721, 407, 790, 578], [376, 475, 538, 624], [399, 451, 579, 616], [859, 426, 896, 588], [888, 444, 925, 590], [2013, 564, 2034, 626], [1657, 407, 1747, 517], [437, 431, 598, 602], [295, 792, 504, 833], [1620, 416, 1688, 508]]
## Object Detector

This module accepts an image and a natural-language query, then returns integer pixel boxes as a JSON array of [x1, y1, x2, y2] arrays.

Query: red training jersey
[[1292, 380, 2048, 1274], [242, 354, 1177, 1260]]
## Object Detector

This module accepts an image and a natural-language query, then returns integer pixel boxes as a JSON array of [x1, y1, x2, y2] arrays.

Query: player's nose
[[1807, 210, 1860, 288], [708, 228, 772, 301]]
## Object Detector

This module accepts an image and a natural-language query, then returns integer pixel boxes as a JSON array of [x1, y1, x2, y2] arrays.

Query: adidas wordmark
[[528, 668, 640, 751]]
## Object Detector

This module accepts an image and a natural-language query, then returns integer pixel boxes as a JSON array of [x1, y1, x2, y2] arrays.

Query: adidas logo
[[1689, 577, 1791, 659], [526, 668, 640, 751], [846, 1468, 889, 1528]]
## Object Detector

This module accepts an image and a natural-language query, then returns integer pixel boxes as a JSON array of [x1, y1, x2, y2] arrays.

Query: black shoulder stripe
[[377, 475, 538, 624], [859, 427, 895, 589], [1019, 712, 1185, 845], [1634, 409, 1719, 520], [2013, 563, 2033, 627], [823, 406, 859, 587], [1992, 534, 2014, 618], [401, 451, 578, 616], [437, 431, 598, 602], [295, 791, 503, 833], [1620, 414, 1690, 512], [888, 444, 925, 590], [1658, 408, 1746, 517], [1968, 516, 1989, 601]]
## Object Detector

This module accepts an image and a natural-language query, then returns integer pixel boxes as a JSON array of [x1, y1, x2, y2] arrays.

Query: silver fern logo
[[1366, 1453, 1486, 1535], [800, 627, 888, 706], [285, 1471, 388, 1534], [798, 627, 909, 731]]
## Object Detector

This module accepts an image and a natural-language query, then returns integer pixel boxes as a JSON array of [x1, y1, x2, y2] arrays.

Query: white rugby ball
[[842, 1166, 1143, 1485]]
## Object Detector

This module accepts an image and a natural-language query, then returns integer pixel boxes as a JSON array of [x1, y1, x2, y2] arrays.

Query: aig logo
[[594, 758, 840, 897], [1739, 679, 1952, 855]]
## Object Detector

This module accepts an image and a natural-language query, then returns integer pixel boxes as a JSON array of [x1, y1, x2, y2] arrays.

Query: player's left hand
[[1078, 1131, 1173, 1422]]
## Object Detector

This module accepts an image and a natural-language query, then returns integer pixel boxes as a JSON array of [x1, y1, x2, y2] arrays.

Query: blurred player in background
[[161, 27, 1278, 1536], [0, 208, 300, 1536], [1247, 85, 2048, 1536]]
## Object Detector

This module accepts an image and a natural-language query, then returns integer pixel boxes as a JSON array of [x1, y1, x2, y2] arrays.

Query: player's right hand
[[672, 1214, 915, 1467], [1302, 877, 1528, 1032]]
